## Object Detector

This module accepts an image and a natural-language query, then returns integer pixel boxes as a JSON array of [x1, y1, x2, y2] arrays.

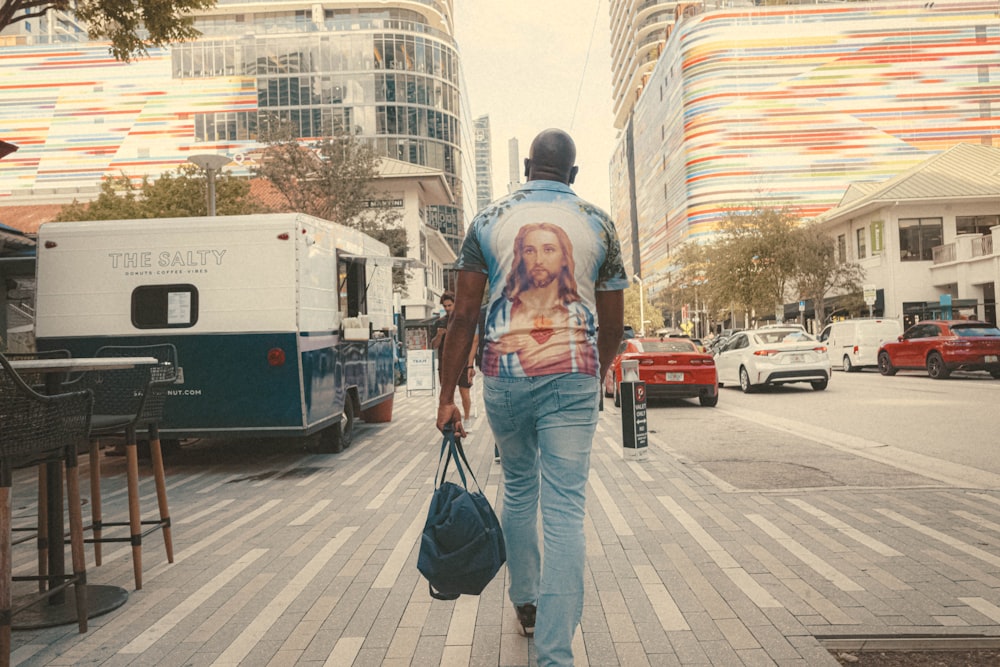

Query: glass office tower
[[472, 115, 493, 214], [609, 0, 680, 130]]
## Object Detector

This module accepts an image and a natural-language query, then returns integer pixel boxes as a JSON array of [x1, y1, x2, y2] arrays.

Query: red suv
[[877, 320, 1000, 379]]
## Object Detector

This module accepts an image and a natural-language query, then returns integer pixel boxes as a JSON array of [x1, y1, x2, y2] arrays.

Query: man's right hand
[[436, 402, 466, 438]]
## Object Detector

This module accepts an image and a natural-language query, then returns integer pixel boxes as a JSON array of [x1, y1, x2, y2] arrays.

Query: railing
[[635, 0, 666, 14], [972, 234, 994, 258], [195, 17, 453, 42], [932, 244, 955, 264], [6, 302, 34, 330], [637, 11, 672, 32]]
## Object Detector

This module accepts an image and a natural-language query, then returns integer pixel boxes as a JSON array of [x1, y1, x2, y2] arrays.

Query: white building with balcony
[[814, 143, 1000, 328]]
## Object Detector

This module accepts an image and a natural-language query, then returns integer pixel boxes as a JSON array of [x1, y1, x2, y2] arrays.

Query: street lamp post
[[187, 154, 230, 216], [633, 274, 645, 337]]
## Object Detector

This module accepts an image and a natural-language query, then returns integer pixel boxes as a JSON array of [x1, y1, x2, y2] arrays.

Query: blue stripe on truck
[[39, 332, 395, 438]]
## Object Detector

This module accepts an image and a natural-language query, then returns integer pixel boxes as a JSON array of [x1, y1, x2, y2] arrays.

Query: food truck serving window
[[132, 284, 199, 329]]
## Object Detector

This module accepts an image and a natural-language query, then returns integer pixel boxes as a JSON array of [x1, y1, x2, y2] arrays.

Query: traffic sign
[[863, 284, 877, 306]]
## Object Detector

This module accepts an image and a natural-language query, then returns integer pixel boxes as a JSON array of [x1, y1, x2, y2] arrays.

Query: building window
[[956, 215, 999, 236], [898, 217, 943, 261], [856, 227, 866, 259], [837, 234, 847, 263]]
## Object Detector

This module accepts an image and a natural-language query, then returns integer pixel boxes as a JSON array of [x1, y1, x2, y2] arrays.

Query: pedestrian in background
[[431, 291, 476, 420], [436, 128, 627, 666]]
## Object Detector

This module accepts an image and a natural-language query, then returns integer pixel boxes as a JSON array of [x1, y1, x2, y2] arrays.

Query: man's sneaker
[[514, 603, 536, 637]]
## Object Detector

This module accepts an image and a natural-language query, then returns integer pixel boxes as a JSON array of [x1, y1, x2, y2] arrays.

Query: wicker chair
[[4, 350, 72, 591], [0, 353, 92, 662], [66, 344, 178, 590], [3, 350, 72, 591]]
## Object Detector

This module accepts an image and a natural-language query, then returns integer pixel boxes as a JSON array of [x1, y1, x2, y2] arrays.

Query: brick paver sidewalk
[[9, 390, 1000, 665]]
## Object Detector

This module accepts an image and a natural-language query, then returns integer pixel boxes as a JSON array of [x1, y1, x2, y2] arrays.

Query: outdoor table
[[8, 356, 159, 628]]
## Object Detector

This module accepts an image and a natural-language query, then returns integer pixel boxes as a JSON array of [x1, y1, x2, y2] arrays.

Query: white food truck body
[[35, 213, 395, 449]]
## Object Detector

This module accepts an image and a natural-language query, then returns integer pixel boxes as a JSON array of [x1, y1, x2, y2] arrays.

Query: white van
[[818, 318, 903, 372]]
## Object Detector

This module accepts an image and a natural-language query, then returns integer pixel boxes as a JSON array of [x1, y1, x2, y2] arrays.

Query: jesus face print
[[522, 227, 565, 289]]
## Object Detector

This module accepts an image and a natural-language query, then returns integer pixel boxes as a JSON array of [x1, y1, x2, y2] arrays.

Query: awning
[[339, 252, 423, 268]]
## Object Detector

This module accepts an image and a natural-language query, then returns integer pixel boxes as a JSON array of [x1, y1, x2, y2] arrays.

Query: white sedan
[[715, 327, 831, 392]]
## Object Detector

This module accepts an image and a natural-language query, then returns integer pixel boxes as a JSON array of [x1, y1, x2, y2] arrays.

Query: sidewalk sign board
[[620, 380, 648, 460], [406, 349, 436, 396]]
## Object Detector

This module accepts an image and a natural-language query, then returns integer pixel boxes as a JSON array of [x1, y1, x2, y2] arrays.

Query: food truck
[[34, 213, 396, 452]]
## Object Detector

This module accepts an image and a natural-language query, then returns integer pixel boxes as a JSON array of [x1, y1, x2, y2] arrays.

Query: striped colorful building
[[0, 2, 468, 251], [613, 0, 1000, 284]]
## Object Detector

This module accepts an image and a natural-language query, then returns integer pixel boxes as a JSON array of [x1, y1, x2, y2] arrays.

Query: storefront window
[[898, 218, 943, 261], [956, 215, 999, 236]]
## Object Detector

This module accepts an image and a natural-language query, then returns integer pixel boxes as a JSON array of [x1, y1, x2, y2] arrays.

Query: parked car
[[708, 329, 742, 355], [818, 318, 903, 372], [876, 320, 1000, 379], [603, 337, 718, 407], [716, 327, 831, 392], [661, 333, 708, 353], [759, 323, 806, 330]]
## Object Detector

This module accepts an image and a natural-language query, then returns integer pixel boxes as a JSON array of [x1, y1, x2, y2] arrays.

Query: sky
[[453, 0, 618, 213]]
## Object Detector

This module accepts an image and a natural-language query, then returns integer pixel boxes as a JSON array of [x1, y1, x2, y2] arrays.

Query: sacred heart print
[[530, 327, 555, 344]]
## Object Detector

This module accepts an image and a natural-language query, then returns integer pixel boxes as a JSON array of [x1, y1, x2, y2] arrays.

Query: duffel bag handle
[[438, 425, 481, 492]]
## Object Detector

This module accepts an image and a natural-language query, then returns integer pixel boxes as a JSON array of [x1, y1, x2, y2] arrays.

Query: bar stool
[[67, 344, 178, 590], [0, 353, 92, 664]]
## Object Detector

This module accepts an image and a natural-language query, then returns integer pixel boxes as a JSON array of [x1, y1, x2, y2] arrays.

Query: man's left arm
[[436, 270, 488, 435], [596, 290, 625, 381]]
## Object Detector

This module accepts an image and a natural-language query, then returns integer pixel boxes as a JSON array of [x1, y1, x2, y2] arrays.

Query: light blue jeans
[[483, 373, 600, 667]]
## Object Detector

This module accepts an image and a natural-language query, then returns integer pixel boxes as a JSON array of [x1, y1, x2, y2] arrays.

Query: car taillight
[[853, 345, 859, 354], [754, 349, 780, 356], [267, 347, 286, 366], [813, 346, 827, 353], [944, 339, 971, 347], [693, 358, 714, 366]]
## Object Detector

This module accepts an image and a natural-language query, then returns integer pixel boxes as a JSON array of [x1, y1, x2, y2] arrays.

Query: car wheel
[[927, 352, 950, 379], [811, 379, 828, 391], [842, 356, 854, 373], [878, 351, 897, 376], [699, 393, 719, 407], [739, 366, 754, 393]]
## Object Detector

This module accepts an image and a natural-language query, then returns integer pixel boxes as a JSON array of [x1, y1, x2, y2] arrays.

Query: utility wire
[[571, 0, 604, 131]]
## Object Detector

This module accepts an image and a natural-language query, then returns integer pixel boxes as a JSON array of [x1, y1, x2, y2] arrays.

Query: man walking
[[431, 291, 476, 420], [436, 128, 626, 666]]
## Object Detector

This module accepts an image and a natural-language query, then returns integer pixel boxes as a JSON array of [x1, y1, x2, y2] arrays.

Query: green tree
[[55, 166, 266, 221], [624, 282, 664, 336], [790, 224, 865, 324], [653, 242, 714, 332], [253, 119, 408, 288], [702, 205, 800, 322], [0, 0, 214, 62]]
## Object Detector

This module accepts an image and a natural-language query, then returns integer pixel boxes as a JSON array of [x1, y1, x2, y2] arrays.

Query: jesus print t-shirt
[[455, 180, 628, 379]]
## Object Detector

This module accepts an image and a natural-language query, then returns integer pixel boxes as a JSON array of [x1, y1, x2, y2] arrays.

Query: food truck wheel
[[339, 398, 356, 448], [317, 398, 355, 453]]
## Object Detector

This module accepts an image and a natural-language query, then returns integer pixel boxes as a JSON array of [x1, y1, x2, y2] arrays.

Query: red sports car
[[603, 337, 719, 407], [877, 320, 1000, 379]]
